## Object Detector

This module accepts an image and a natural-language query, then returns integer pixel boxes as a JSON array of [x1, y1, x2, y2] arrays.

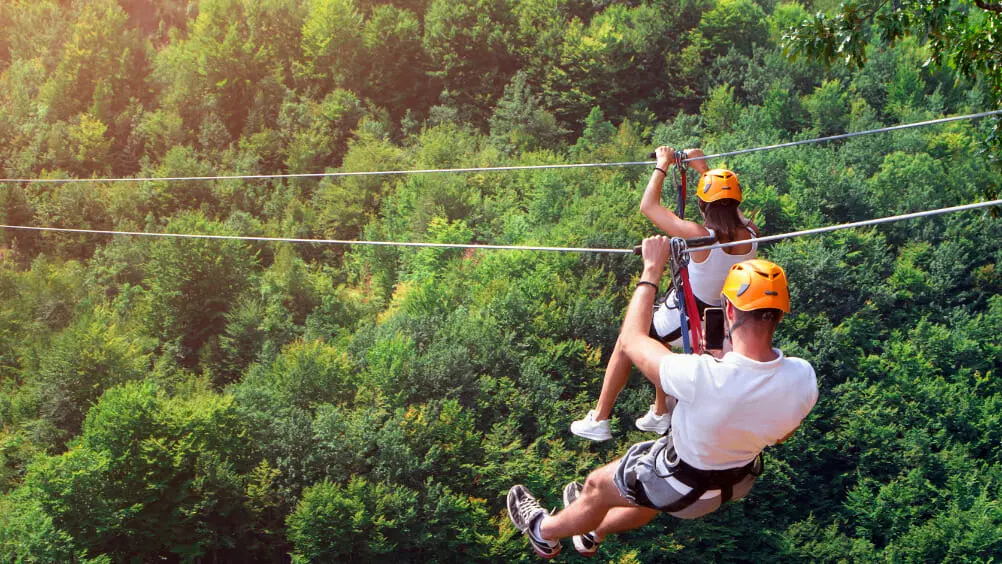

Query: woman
[[570, 146, 760, 441]]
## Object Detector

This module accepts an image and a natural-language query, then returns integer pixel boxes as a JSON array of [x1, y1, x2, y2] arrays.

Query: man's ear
[[723, 299, 735, 342], [724, 300, 737, 320]]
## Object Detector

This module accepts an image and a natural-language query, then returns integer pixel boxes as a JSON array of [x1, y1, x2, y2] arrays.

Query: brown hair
[[698, 198, 744, 242]]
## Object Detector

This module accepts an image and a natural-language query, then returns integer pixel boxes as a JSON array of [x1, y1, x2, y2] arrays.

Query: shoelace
[[517, 493, 545, 524]]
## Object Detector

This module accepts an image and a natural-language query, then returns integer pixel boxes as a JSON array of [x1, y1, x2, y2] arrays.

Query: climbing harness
[[657, 439, 763, 512], [669, 236, 706, 355], [663, 150, 706, 354], [665, 151, 712, 354]]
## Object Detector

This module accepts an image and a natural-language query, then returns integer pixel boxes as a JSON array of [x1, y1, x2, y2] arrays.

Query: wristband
[[635, 280, 659, 291], [653, 167, 667, 176]]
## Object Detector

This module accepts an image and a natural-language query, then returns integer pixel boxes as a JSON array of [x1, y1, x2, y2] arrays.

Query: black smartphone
[[703, 308, 725, 350]]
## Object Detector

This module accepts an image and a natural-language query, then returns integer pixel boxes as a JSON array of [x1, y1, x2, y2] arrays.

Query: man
[[506, 236, 818, 558]]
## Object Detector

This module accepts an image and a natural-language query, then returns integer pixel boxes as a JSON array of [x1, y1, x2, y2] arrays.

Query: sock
[[531, 514, 551, 544]]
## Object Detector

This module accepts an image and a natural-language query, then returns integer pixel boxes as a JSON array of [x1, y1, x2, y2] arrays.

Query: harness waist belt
[[659, 449, 763, 513]]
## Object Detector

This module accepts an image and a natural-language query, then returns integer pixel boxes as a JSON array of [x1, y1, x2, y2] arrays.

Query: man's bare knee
[[582, 470, 605, 496], [580, 465, 624, 507]]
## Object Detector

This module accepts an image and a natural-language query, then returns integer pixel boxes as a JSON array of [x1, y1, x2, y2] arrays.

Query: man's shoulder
[[779, 354, 819, 398], [781, 354, 815, 373]]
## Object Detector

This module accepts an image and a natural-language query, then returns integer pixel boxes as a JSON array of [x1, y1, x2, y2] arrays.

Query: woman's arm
[[683, 148, 709, 175], [639, 146, 673, 217], [640, 146, 709, 239]]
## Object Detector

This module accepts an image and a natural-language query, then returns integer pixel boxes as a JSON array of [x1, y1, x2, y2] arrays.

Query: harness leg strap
[[659, 487, 707, 514]]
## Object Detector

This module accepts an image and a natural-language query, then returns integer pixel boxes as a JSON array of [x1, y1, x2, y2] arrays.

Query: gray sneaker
[[507, 485, 561, 559], [562, 481, 600, 557]]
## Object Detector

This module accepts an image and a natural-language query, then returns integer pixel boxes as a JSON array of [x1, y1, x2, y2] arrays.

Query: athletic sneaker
[[635, 404, 670, 434], [562, 481, 600, 557], [507, 485, 561, 559], [570, 410, 612, 441]]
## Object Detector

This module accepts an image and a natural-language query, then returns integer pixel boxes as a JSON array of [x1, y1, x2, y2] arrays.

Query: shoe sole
[[570, 425, 612, 441], [635, 422, 670, 434], [572, 537, 598, 557], [532, 545, 562, 559]]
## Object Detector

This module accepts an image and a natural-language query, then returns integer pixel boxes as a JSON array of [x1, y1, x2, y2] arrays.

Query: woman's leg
[[593, 337, 633, 420], [652, 388, 677, 416], [647, 292, 682, 418], [595, 289, 681, 421]]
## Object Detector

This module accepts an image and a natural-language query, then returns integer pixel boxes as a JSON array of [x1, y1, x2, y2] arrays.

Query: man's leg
[[538, 461, 637, 540], [594, 506, 660, 539]]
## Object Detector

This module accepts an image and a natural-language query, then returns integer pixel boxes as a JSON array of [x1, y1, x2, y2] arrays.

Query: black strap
[[721, 483, 734, 505], [659, 486, 705, 513], [657, 451, 762, 513], [650, 293, 712, 345]]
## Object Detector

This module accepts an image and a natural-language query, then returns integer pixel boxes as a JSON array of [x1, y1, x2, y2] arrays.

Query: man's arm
[[620, 236, 674, 389], [776, 428, 799, 444]]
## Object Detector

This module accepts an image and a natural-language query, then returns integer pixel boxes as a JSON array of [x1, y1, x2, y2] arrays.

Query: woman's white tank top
[[688, 227, 757, 305]]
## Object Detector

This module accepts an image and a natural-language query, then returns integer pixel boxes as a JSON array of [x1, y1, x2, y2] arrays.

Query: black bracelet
[[653, 167, 667, 176], [635, 280, 659, 291]]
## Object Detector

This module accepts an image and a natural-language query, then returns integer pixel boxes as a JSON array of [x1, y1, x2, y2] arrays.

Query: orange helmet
[[720, 259, 790, 313], [697, 169, 742, 203]]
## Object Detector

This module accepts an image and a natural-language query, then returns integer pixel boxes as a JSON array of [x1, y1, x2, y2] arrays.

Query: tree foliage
[[1, 0, 1001, 561]]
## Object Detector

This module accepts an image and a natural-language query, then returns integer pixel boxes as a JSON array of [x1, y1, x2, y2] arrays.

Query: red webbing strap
[[678, 266, 704, 354]]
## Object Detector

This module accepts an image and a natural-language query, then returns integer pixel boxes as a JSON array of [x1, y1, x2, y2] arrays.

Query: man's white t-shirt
[[659, 349, 818, 471]]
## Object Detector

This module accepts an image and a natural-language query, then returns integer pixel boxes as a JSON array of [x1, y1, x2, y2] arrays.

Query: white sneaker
[[635, 405, 670, 434], [570, 410, 612, 441]]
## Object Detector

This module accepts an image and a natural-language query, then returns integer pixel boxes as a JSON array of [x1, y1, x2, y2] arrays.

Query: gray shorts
[[612, 433, 758, 519]]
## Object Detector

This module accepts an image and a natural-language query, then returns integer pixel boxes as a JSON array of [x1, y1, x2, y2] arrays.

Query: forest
[[0, 0, 1001, 561]]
